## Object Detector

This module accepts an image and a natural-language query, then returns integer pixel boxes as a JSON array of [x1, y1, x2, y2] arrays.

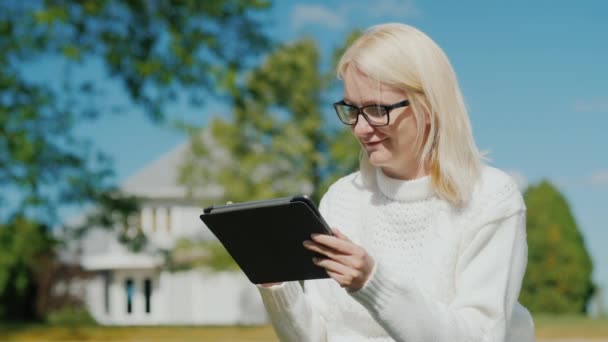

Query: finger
[[307, 238, 372, 272], [326, 270, 362, 289], [326, 270, 350, 287], [303, 240, 351, 264], [311, 233, 358, 254], [313, 256, 352, 276], [305, 241, 367, 271]]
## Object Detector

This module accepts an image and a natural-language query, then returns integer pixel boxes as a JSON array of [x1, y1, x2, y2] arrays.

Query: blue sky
[[60, 1, 607, 307]]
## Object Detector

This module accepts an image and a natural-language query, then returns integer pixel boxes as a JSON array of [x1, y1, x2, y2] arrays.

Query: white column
[[157, 207, 167, 232], [141, 207, 153, 234], [170, 206, 180, 236]]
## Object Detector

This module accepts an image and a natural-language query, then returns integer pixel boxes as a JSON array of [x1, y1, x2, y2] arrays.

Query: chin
[[367, 150, 392, 167]]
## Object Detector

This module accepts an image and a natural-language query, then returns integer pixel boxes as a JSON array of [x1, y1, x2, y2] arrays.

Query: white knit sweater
[[258, 165, 535, 342]]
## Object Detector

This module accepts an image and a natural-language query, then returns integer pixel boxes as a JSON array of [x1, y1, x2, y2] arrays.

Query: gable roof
[[120, 138, 223, 200]]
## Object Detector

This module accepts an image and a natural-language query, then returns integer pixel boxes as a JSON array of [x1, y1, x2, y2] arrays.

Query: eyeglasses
[[333, 99, 410, 127]]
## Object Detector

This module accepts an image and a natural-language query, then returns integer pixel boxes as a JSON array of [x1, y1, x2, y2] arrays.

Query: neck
[[381, 159, 430, 180], [375, 167, 435, 201]]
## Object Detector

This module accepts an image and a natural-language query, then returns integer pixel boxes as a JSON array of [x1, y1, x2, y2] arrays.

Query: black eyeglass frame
[[332, 99, 410, 127]]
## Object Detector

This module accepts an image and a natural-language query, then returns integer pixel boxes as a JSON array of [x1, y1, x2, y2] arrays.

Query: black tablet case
[[199, 196, 332, 284]]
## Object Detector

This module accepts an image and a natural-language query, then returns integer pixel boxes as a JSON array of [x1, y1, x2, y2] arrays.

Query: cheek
[[388, 122, 410, 139], [390, 122, 419, 150]]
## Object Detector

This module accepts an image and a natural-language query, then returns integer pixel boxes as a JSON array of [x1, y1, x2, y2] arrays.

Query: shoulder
[[327, 171, 365, 195], [319, 171, 365, 211], [465, 165, 526, 224], [474, 165, 520, 197]]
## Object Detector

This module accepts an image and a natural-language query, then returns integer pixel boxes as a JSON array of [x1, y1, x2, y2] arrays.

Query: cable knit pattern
[[258, 165, 535, 342]]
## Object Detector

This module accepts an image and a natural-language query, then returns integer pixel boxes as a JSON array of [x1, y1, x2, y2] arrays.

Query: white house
[[78, 141, 268, 326]]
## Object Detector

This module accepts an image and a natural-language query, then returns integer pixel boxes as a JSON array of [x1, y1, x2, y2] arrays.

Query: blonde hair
[[337, 23, 483, 206]]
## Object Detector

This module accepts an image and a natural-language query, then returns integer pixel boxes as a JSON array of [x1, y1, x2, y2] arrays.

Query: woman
[[258, 23, 535, 342]]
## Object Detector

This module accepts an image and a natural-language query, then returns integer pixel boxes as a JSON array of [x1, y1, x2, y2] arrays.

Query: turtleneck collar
[[375, 167, 435, 202]]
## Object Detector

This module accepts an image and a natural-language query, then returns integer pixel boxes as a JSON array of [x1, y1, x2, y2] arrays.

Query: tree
[[0, 216, 54, 320], [180, 33, 362, 206], [174, 33, 362, 272], [1, 0, 271, 224], [520, 180, 595, 314], [0, 0, 272, 320], [0, 216, 93, 321]]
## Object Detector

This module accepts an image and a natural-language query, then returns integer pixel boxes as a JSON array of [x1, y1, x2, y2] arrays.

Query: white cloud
[[506, 170, 528, 191], [574, 99, 608, 113], [344, 0, 422, 19], [291, 4, 346, 30], [588, 171, 608, 185], [290, 0, 421, 32]]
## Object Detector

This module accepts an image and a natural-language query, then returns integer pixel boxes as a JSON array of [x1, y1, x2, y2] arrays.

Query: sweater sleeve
[[350, 192, 530, 342], [257, 281, 327, 341]]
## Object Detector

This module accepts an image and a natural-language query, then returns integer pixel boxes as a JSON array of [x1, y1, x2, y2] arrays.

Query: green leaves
[[173, 34, 362, 273], [33, 6, 69, 25], [520, 180, 595, 314], [1, 2, 274, 313], [0, 0, 273, 221], [180, 35, 361, 208], [0, 216, 55, 320], [61, 45, 81, 61]]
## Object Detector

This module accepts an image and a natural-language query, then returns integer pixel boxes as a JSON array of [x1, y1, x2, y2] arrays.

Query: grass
[[534, 314, 608, 339], [0, 324, 279, 341], [1, 316, 608, 341]]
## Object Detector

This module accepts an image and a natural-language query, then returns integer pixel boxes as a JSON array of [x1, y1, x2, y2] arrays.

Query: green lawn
[[0, 324, 278, 341], [534, 315, 608, 339], [1, 316, 607, 341]]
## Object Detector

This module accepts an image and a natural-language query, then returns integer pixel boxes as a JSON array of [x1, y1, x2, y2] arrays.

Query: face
[[342, 67, 428, 179]]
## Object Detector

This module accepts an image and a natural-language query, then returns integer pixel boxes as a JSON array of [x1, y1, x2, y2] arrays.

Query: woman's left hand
[[303, 228, 375, 292]]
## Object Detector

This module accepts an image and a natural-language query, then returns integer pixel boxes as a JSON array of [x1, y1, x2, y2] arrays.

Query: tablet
[[199, 195, 333, 284]]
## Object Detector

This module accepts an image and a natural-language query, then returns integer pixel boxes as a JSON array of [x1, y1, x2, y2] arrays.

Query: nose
[[352, 114, 375, 136]]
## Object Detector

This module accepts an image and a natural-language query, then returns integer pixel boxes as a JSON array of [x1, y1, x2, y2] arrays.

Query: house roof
[[120, 135, 223, 200]]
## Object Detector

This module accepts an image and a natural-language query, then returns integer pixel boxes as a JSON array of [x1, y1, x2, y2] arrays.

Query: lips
[[362, 139, 385, 147]]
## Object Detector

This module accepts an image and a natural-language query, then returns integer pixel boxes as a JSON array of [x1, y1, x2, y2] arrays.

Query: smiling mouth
[[363, 140, 385, 147]]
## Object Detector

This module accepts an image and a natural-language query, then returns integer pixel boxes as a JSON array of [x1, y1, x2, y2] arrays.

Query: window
[[144, 278, 152, 314], [125, 278, 134, 314]]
